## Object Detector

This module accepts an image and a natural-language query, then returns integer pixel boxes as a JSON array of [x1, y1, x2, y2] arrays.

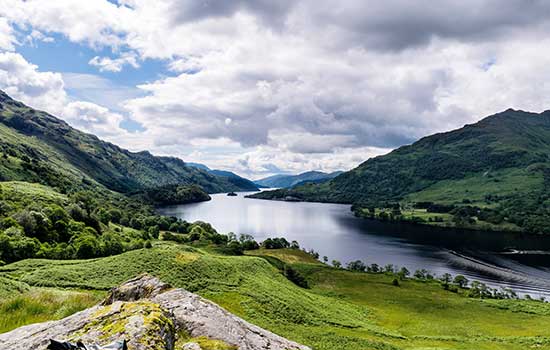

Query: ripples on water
[[158, 192, 550, 298]]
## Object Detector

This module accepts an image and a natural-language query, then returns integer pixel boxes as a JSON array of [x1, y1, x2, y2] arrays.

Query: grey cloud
[[303, 0, 550, 50], [169, 0, 295, 28]]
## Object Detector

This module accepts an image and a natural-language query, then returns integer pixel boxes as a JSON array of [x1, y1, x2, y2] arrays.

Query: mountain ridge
[[254, 170, 343, 188], [0, 90, 250, 194]]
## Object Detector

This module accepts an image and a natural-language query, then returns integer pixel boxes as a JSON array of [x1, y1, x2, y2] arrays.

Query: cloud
[[89, 52, 139, 72], [3, 1, 550, 177], [0, 52, 128, 139], [0, 18, 16, 51], [62, 101, 124, 136], [0, 52, 67, 112], [167, 0, 295, 29], [295, 0, 550, 51]]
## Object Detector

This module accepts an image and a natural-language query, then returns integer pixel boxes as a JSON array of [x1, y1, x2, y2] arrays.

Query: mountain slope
[[255, 171, 343, 188], [186, 162, 260, 191], [209, 169, 259, 191], [250, 109, 550, 233], [0, 91, 247, 194]]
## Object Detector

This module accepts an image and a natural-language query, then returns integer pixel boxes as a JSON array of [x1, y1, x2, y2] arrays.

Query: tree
[[453, 275, 469, 288], [414, 269, 429, 279], [239, 234, 259, 250], [108, 209, 123, 224], [148, 225, 160, 239], [322, 256, 328, 263], [70, 191, 96, 216], [397, 267, 410, 280], [72, 233, 100, 259], [346, 260, 366, 272], [97, 208, 111, 224], [100, 233, 123, 256], [392, 278, 400, 286], [440, 273, 452, 289], [384, 264, 396, 274], [332, 260, 341, 268], [368, 263, 380, 273]]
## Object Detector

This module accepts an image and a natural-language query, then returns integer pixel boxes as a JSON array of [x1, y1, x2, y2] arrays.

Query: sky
[[0, 1, 550, 179]]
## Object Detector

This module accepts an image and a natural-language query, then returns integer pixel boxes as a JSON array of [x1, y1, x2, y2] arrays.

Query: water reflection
[[158, 192, 550, 297]]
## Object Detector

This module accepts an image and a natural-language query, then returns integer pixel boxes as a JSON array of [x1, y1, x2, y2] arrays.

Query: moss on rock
[[74, 301, 175, 350]]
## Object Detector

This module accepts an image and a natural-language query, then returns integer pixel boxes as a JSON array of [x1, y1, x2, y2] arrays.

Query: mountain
[[0, 90, 251, 194], [186, 163, 259, 191], [250, 109, 550, 234], [186, 162, 211, 171], [209, 169, 259, 191], [254, 171, 343, 188]]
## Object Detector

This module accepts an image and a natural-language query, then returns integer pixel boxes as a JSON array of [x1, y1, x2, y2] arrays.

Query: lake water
[[159, 192, 550, 298]]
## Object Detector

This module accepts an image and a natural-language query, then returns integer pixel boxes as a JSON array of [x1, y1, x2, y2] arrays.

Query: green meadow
[[1, 242, 550, 350]]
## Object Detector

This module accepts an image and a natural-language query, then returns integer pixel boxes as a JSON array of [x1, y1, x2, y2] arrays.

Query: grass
[[0, 287, 103, 333], [405, 167, 544, 207], [2, 244, 550, 349], [0, 181, 68, 208], [245, 248, 323, 265]]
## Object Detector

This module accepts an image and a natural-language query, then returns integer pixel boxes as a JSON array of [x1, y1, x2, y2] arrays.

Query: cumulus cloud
[[2, 0, 550, 176], [89, 52, 139, 72], [0, 52, 128, 139], [0, 52, 67, 112], [62, 101, 125, 136], [0, 18, 16, 51]]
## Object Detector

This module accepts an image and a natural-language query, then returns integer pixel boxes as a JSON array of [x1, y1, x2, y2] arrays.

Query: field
[[2, 243, 550, 349]]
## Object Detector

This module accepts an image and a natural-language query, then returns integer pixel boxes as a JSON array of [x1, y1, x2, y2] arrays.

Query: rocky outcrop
[[0, 275, 310, 350]]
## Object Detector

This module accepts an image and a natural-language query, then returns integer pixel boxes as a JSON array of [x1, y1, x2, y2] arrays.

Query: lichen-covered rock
[[0, 275, 310, 350], [182, 342, 201, 350]]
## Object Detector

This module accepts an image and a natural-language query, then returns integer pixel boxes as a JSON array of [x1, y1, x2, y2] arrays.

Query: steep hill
[[208, 170, 259, 191], [254, 171, 343, 188], [0, 90, 246, 194], [250, 109, 550, 233], [185, 163, 260, 191]]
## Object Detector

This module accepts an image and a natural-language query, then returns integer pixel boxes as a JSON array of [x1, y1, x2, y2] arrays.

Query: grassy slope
[[0, 181, 69, 208], [1, 244, 550, 350], [405, 167, 544, 207]]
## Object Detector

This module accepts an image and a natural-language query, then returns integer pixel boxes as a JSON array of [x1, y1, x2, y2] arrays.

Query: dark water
[[158, 192, 550, 298]]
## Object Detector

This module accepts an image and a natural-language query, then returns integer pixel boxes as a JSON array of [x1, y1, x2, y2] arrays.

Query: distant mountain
[[209, 170, 259, 191], [250, 109, 550, 234], [254, 171, 343, 188], [0, 90, 251, 194], [185, 163, 259, 191]]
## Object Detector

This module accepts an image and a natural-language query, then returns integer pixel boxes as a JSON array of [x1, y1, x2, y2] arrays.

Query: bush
[[346, 260, 366, 272], [283, 265, 309, 289], [262, 237, 290, 249], [72, 233, 100, 259], [392, 278, 400, 286]]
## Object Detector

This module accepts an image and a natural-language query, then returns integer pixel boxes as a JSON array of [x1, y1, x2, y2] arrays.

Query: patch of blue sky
[[14, 30, 178, 133]]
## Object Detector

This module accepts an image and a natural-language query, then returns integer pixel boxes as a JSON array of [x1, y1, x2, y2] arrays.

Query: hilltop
[[250, 109, 550, 234]]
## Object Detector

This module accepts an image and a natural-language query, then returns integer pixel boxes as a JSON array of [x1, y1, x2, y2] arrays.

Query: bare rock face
[[0, 275, 310, 350]]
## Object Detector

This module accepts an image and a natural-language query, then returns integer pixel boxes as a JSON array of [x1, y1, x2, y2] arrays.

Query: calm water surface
[[159, 192, 550, 298]]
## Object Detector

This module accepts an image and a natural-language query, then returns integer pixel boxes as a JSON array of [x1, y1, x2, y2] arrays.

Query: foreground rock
[[0, 275, 310, 350]]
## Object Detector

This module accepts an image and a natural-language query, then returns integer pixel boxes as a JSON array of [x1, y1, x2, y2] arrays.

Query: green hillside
[[0, 90, 247, 194], [250, 109, 550, 233], [1, 243, 550, 350]]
